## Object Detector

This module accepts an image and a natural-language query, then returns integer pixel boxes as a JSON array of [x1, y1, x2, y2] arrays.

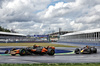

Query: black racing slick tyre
[[75, 48, 80, 54], [93, 48, 97, 53], [47, 49, 55, 55], [19, 49, 26, 56]]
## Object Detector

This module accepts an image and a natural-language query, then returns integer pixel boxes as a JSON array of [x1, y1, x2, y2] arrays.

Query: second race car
[[75, 45, 97, 54]]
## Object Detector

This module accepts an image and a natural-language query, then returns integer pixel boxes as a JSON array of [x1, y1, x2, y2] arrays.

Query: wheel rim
[[22, 50, 25, 54], [51, 50, 54, 54], [20, 49, 26, 55]]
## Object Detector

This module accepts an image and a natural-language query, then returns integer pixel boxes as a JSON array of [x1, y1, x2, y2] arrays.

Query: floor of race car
[[0, 44, 100, 63]]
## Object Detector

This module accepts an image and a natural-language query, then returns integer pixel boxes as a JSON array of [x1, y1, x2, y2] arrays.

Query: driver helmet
[[86, 45, 89, 48]]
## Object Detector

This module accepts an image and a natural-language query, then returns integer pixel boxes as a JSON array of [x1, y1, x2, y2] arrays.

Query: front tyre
[[75, 48, 80, 54], [19, 49, 26, 56]]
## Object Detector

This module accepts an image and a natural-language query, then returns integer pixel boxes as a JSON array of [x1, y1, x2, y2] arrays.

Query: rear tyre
[[75, 48, 80, 54], [93, 48, 97, 53], [19, 49, 26, 56], [47, 49, 55, 55]]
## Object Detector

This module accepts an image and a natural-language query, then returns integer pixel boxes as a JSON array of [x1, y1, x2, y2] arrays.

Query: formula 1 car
[[5, 45, 55, 56], [75, 46, 97, 54]]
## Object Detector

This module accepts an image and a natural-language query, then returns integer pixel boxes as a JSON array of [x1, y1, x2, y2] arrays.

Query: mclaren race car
[[75, 46, 97, 54], [5, 45, 55, 56]]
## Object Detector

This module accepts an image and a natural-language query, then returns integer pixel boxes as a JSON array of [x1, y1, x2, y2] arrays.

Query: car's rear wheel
[[47, 49, 55, 55], [19, 49, 26, 56], [93, 48, 97, 53]]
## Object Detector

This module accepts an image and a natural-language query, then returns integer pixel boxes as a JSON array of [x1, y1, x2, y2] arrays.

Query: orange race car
[[5, 45, 55, 56]]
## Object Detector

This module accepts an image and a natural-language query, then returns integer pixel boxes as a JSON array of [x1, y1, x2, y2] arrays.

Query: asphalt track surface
[[0, 43, 100, 63]]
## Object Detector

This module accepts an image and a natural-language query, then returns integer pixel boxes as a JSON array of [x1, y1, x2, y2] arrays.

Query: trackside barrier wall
[[0, 41, 49, 43]]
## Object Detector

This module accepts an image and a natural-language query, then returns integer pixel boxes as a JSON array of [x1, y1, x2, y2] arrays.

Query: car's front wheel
[[19, 49, 26, 56]]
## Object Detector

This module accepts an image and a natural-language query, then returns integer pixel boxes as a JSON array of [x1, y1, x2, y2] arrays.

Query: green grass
[[0, 43, 77, 47], [0, 63, 100, 66]]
